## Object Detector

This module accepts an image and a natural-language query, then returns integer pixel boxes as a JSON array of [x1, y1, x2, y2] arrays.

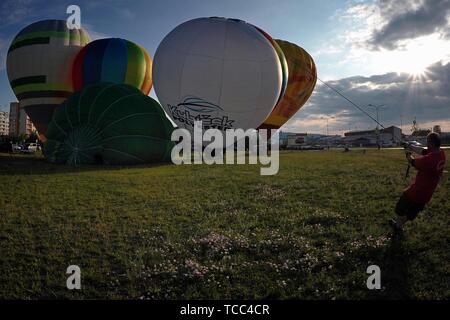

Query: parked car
[[27, 143, 38, 152], [20, 143, 38, 153], [0, 142, 13, 153]]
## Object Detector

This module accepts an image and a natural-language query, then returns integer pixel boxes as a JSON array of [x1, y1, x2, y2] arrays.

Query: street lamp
[[321, 114, 335, 149], [368, 104, 387, 149], [321, 115, 335, 136], [400, 112, 404, 136]]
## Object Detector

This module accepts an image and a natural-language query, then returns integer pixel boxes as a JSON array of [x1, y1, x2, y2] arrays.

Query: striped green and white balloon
[[6, 19, 91, 139]]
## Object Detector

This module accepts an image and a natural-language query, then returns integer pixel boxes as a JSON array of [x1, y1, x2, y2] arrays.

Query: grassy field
[[0, 149, 449, 299]]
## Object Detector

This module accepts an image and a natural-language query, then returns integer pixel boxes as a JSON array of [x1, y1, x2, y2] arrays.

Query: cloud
[[0, 0, 34, 28], [359, 0, 450, 50], [0, 0, 46, 71], [116, 8, 135, 20], [282, 60, 450, 134], [319, 1, 450, 79], [82, 23, 111, 40]]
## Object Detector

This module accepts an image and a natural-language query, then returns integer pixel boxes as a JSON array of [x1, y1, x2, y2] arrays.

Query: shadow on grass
[[380, 233, 412, 299], [0, 152, 173, 176], [345, 232, 412, 299]]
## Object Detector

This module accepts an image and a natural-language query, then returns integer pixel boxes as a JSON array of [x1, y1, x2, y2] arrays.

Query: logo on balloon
[[168, 96, 235, 130]]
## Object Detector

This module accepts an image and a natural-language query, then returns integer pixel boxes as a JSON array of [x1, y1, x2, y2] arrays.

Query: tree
[[26, 131, 38, 143], [18, 133, 28, 143]]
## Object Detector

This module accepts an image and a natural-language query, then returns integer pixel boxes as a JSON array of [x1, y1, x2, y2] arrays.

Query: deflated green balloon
[[43, 83, 174, 165]]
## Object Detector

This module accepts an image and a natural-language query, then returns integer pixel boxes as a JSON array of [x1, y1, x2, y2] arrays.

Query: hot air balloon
[[43, 83, 174, 166], [72, 38, 153, 95], [252, 27, 288, 107], [152, 17, 287, 136], [259, 39, 317, 130], [6, 19, 91, 139]]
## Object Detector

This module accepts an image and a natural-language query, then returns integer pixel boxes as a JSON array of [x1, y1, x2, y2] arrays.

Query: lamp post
[[400, 113, 403, 133], [321, 114, 335, 149], [368, 104, 387, 149]]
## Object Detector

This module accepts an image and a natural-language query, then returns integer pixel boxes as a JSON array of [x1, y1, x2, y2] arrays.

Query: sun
[[376, 34, 450, 77], [389, 46, 433, 77], [406, 63, 428, 78], [407, 65, 429, 81]]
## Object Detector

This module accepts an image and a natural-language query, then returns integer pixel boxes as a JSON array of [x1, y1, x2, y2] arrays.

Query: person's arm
[[406, 143, 426, 155], [408, 153, 433, 171]]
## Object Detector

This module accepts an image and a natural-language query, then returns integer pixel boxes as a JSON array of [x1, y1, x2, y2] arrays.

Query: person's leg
[[391, 192, 409, 231], [405, 203, 425, 222], [391, 193, 425, 231], [394, 215, 408, 228]]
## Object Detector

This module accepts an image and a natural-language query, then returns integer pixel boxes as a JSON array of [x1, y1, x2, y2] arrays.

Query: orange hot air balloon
[[259, 39, 317, 130]]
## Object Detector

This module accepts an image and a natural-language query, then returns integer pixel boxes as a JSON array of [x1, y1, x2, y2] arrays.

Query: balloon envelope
[[6, 19, 91, 138], [43, 83, 174, 165], [152, 17, 285, 135], [259, 39, 317, 130], [252, 27, 289, 107], [72, 38, 153, 95]]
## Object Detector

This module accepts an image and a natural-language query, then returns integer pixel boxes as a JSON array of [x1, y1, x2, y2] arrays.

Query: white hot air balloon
[[152, 17, 286, 140]]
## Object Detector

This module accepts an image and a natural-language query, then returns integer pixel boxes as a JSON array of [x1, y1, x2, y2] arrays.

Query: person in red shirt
[[390, 132, 446, 232]]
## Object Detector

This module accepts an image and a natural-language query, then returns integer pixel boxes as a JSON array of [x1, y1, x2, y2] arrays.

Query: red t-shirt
[[405, 149, 446, 204]]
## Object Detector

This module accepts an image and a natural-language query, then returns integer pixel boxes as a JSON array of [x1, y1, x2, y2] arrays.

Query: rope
[[316, 77, 386, 129]]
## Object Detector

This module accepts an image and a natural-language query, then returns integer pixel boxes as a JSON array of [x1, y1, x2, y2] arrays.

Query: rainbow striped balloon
[[72, 38, 153, 95]]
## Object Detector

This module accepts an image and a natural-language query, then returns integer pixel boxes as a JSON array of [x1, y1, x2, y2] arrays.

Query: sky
[[1, 0, 449, 134]]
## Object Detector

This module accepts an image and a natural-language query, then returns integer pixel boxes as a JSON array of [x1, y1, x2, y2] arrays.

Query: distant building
[[9, 102, 36, 137], [407, 128, 449, 146], [0, 111, 9, 136], [281, 132, 336, 149], [440, 132, 450, 146], [287, 133, 307, 147], [9, 102, 20, 137], [412, 128, 431, 136], [344, 126, 402, 146], [279, 131, 289, 146]]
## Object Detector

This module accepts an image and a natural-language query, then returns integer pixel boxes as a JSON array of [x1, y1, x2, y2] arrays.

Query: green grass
[[0, 149, 449, 299]]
